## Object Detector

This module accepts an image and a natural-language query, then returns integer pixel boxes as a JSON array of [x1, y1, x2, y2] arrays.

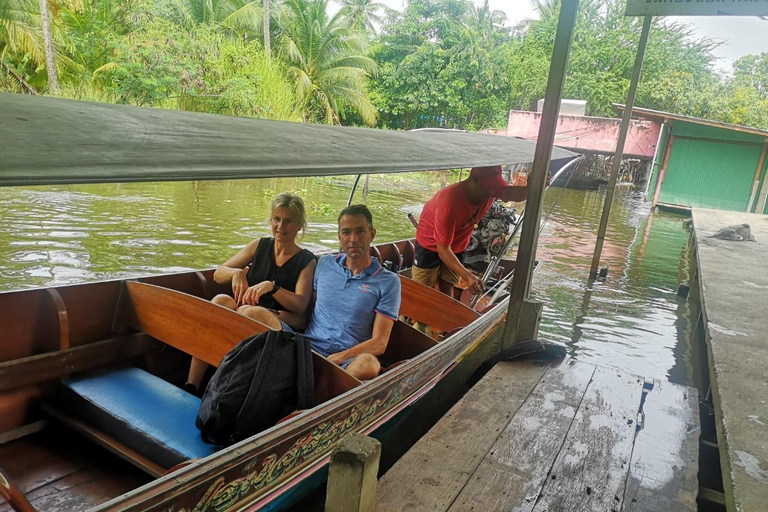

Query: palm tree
[[338, 0, 384, 35], [38, 0, 59, 93], [279, 0, 378, 125], [168, 0, 262, 34], [0, 0, 44, 91], [263, 0, 271, 59]]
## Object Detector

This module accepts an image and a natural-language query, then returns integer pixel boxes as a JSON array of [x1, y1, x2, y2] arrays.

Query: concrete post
[[325, 433, 381, 512]]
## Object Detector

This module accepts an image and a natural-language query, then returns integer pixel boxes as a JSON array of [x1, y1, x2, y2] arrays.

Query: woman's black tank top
[[246, 238, 315, 311]]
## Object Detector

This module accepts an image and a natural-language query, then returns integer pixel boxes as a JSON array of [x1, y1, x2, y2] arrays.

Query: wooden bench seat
[[55, 367, 218, 472]]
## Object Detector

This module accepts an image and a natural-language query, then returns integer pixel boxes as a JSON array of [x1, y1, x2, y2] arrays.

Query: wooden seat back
[[117, 281, 268, 366], [394, 240, 415, 269], [398, 275, 479, 333], [312, 353, 361, 405], [380, 321, 437, 368], [376, 243, 402, 271]]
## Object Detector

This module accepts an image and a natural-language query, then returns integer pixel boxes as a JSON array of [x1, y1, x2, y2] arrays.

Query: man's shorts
[[412, 242, 464, 287]]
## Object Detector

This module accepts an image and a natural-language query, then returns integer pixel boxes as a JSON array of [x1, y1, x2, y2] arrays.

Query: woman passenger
[[185, 192, 316, 394]]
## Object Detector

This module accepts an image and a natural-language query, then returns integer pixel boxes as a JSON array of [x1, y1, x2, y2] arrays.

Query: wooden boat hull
[[0, 239, 516, 512], [94, 301, 507, 512]]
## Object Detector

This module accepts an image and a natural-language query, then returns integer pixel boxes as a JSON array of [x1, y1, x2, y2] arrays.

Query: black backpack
[[196, 329, 314, 446]]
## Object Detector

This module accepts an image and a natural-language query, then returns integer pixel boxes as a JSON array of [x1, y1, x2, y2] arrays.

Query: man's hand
[[328, 351, 350, 365], [465, 273, 484, 295], [232, 268, 249, 305], [241, 280, 273, 306]]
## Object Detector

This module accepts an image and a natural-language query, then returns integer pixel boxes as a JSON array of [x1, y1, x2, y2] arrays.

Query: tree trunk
[[38, 0, 59, 94], [263, 0, 271, 61]]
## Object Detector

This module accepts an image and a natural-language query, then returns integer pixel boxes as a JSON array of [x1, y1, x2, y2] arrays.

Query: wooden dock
[[691, 208, 768, 512], [374, 359, 699, 512]]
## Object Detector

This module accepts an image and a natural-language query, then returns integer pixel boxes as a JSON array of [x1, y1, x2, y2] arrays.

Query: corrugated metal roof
[[614, 104, 768, 139]]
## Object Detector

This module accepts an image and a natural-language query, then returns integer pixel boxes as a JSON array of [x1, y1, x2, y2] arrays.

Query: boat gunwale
[[87, 296, 508, 512]]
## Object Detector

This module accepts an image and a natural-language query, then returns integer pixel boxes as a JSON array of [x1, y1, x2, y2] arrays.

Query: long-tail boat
[[0, 93, 576, 512]]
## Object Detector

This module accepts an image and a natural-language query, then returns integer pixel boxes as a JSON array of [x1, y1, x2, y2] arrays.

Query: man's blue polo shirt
[[304, 254, 401, 357]]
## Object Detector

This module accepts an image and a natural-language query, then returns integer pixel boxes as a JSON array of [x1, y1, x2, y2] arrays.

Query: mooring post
[[325, 433, 381, 512], [589, 15, 652, 278]]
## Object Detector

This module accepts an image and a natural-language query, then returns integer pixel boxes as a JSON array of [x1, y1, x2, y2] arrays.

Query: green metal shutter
[[659, 138, 762, 211]]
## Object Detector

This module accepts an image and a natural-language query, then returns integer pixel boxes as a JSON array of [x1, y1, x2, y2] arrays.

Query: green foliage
[[278, 0, 378, 125], [370, 0, 510, 130], [339, 0, 384, 35], [110, 17, 301, 119], [1, 0, 767, 132]]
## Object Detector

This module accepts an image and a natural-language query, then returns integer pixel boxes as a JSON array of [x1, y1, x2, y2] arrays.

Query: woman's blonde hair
[[271, 191, 308, 235]]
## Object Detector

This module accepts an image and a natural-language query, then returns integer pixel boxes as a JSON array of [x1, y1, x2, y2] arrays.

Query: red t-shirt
[[416, 182, 493, 254]]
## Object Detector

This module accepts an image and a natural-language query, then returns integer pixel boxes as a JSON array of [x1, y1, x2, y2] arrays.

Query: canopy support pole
[[347, 174, 363, 206], [502, 0, 580, 350], [589, 15, 652, 278]]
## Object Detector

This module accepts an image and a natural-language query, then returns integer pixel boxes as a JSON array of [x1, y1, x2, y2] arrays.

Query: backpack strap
[[294, 333, 314, 410], [231, 330, 275, 443]]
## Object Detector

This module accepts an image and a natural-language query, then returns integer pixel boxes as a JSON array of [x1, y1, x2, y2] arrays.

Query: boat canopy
[[0, 93, 578, 187]]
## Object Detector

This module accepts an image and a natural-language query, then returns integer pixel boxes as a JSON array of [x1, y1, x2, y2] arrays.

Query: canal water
[[0, 174, 696, 386]]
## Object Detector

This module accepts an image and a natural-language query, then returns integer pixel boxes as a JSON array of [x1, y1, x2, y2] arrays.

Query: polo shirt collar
[[334, 253, 382, 277]]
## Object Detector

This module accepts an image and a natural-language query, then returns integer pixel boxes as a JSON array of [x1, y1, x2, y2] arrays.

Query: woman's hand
[[232, 268, 249, 305], [241, 280, 274, 306]]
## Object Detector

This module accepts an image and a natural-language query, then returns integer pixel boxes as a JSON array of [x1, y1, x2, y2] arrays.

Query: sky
[[370, 0, 768, 74]]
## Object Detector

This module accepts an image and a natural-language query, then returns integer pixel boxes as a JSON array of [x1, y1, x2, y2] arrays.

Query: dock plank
[[531, 367, 644, 512], [448, 360, 595, 512], [622, 379, 699, 512], [375, 360, 548, 512]]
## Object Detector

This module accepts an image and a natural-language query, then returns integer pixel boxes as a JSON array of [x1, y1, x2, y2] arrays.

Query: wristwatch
[[270, 281, 281, 295]]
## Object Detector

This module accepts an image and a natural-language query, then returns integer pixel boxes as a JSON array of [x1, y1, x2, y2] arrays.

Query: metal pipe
[[502, 0, 580, 349], [589, 15, 652, 279], [470, 156, 584, 310], [644, 122, 668, 201], [347, 174, 362, 206]]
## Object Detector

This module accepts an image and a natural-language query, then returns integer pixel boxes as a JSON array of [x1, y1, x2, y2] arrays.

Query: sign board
[[626, 0, 768, 17]]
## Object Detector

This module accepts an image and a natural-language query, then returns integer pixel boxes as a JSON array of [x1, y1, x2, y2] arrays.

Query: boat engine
[[464, 200, 519, 270]]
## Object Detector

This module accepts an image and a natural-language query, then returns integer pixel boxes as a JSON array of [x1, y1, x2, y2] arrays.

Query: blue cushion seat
[[58, 367, 219, 469]]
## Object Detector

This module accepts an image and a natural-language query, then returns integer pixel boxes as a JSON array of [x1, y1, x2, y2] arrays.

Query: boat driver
[[412, 166, 528, 299], [281, 204, 401, 381]]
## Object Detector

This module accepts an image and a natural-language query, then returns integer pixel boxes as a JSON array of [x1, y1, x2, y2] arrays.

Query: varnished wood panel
[[139, 273, 206, 299], [0, 334, 158, 393], [375, 361, 547, 512], [0, 289, 60, 362], [56, 282, 123, 347], [398, 276, 479, 333], [119, 281, 268, 366], [531, 367, 644, 512], [449, 360, 595, 512], [0, 387, 44, 434], [622, 380, 699, 512], [312, 353, 361, 406], [380, 321, 437, 368]]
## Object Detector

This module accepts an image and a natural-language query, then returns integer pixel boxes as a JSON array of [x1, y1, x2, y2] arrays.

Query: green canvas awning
[[0, 93, 578, 187]]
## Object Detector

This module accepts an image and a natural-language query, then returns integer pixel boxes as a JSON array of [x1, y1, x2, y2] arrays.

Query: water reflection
[[0, 176, 693, 386]]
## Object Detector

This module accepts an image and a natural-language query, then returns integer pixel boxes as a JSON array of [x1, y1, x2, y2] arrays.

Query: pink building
[[506, 110, 661, 160]]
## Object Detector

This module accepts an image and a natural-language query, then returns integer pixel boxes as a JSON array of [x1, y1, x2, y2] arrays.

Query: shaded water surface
[[0, 175, 693, 385]]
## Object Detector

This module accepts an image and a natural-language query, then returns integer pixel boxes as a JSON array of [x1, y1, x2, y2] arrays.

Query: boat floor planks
[[375, 359, 699, 512], [0, 430, 148, 512], [374, 360, 549, 512]]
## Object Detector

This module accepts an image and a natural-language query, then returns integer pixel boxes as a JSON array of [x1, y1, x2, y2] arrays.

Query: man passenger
[[281, 204, 401, 380], [413, 165, 528, 297]]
